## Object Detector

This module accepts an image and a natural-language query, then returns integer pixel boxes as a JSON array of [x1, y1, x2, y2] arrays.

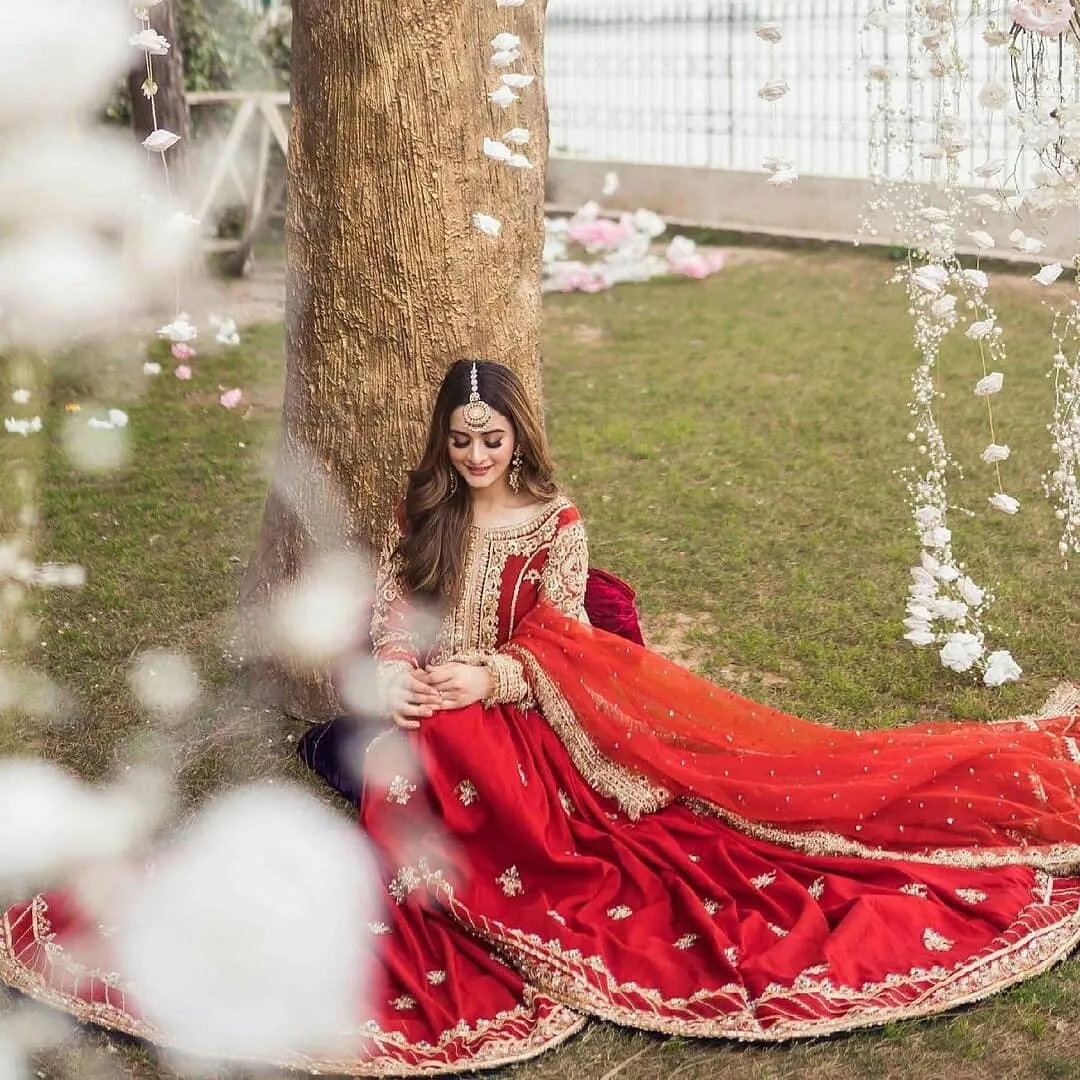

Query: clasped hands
[[389, 663, 492, 731]]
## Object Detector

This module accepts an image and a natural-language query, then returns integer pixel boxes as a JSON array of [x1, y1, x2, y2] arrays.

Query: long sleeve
[[370, 516, 417, 685], [482, 513, 590, 707]]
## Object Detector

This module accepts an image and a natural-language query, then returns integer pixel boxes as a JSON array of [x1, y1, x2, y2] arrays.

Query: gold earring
[[509, 449, 523, 493], [448, 468, 458, 497]]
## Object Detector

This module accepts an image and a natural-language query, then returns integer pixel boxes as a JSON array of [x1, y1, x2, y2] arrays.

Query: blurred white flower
[[1034, 262, 1064, 285], [491, 32, 521, 51], [924, 524, 952, 549], [483, 137, 512, 162], [978, 82, 1007, 110], [157, 313, 198, 343], [758, 79, 790, 102], [129, 650, 200, 716], [504, 127, 530, 145], [472, 212, 502, 237], [142, 361, 161, 375], [63, 412, 128, 472], [488, 85, 518, 109], [961, 268, 989, 291], [496, 0, 525, 5], [966, 319, 995, 340], [912, 265, 949, 293], [11, 389, 30, 404], [602, 171, 619, 196], [767, 168, 798, 187], [1009, 228, 1045, 255], [973, 372, 1004, 396], [142, 129, 180, 153], [974, 159, 1005, 178], [865, 64, 894, 82], [4, 417, 41, 437], [116, 784, 377, 1061], [932, 598, 968, 621], [210, 314, 240, 346], [981, 443, 1011, 463], [989, 492, 1020, 514], [958, 576, 984, 606], [756, 23, 783, 43], [969, 193, 1000, 210], [489, 49, 521, 68], [129, 28, 170, 54], [919, 207, 949, 223], [904, 627, 935, 646], [940, 632, 983, 672], [967, 230, 995, 250], [931, 293, 957, 318], [1009, 0, 1073, 36], [507, 153, 533, 169], [500, 73, 533, 89], [164, 211, 201, 234], [632, 209, 666, 237], [983, 649, 1022, 687]]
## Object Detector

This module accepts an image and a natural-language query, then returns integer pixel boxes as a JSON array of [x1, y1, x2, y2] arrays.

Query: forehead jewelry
[[461, 361, 493, 432]]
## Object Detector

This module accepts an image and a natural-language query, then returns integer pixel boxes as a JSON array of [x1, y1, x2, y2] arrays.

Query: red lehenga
[[6, 495, 1080, 1075]]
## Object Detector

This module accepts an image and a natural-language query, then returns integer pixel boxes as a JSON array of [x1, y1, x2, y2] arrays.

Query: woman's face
[[447, 405, 516, 491]]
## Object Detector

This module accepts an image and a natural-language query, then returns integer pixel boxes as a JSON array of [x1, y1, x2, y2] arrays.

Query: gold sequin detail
[[900, 883, 929, 898], [752, 870, 777, 890], [391, 994, 416, 1011], [674, 933, 699, 950], [455, 779, 478, 807], [922, 928, 955, 952], [558, 789, 574, 815], [425, 970, 447, 986], [367, 921, 391, 935], [388, 866, 421, 904], [956, 888, 988, 904], [808, 876, 825, 900], [497, 866, 524, 897], [386, 775, 417, 805], [606, 905, 632, 920]]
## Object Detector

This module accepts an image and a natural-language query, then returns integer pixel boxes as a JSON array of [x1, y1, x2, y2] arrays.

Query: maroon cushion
[[584, 567, 645, 646]]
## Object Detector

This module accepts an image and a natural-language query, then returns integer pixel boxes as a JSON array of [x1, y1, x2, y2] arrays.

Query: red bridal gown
[[6, 495, 1080, 1075]]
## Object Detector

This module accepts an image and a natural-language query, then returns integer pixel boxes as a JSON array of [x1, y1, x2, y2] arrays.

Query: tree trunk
[[129, 0, 192, 187], [239, 0, 550, 720]]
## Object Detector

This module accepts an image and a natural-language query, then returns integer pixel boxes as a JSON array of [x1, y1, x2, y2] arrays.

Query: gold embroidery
[[547, 909, 566, 926], [388, 866, 421, 904], [674, 933, 698, 950], [482, 652, 533, 707], [426, 970, 447, 986], [703, 899, 720, 915], [768, 923, 789, 938], [557, 789, 574, 816], [367, 921, 391, 935], [923, 928, 955, 952], [724, 946, 740, 965], [688, 854, 701, 863], [751, 870, 777, 889], [540, 516, 590, 622], [956, 889, 988, 904], [900, 883, 929, 898], [386, 775, 416, 805], [510, 647, 672, 820], [391, 994, 416, 1011], [370, 517, 415, 662], [517, 762, 528, 787], [606, 906, 632, 920], [497, 866, 524, 897], [455, 779, 478, 807], [808, 876, 825, 900]]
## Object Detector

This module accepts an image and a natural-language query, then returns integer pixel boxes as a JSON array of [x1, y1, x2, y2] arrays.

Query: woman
[[6, 359, 1080, 1075]]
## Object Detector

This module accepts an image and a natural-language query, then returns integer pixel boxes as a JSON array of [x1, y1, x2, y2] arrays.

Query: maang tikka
[[461, 361, 493, 432]]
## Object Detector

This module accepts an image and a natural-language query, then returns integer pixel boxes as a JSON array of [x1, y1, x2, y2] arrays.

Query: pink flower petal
[[171, 342, 196, 361], [174, 365, 192, 380], [219, 388, 242, 409]]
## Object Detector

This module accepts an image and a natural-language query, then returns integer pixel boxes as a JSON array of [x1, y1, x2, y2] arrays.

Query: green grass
[[5, 250, 1080, 1079]]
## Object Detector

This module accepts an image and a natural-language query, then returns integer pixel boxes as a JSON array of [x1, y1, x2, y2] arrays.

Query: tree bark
[[239, 0, 550, 720], [128, 0, 192, 187]]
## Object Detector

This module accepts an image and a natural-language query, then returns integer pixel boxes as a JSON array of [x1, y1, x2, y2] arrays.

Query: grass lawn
[[4, 249, 1080, 1079]]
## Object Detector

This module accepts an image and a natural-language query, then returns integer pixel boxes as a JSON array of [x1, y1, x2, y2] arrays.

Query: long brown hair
[[397, 359, 558, 598]]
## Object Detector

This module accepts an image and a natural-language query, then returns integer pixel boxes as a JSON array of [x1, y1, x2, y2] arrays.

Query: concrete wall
[[547, 158, 1080, 266]]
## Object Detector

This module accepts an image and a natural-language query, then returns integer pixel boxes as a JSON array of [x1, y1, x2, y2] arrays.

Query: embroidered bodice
[[370, 496, 589, 704]]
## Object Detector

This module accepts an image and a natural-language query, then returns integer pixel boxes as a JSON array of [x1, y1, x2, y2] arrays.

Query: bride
[[5, 358, 1080, 1076]]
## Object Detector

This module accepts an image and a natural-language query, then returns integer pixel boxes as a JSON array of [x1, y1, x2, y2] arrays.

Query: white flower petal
[[142, 129, 181, 153]]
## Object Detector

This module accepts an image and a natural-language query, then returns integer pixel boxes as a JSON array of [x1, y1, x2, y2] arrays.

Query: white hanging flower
[[989, 492, 1020, 514], [969, 193, 1000, 210], [11, 389, 30, 404], [919, 206, 949, 223], [978, 82, 1008, 110], [143, 129, 181, 153], [974, 159, 1005, 178], [960, 268, 989, 292], [488, 86, 518, 109], [924, 524, 952, 549], [496, 0, 525, 6], [491, 32, 521, 51], [500, 73, 533, 89], [4, 416, 42, 437], [483, 137, 513, 162], [507, 154, 533, 169], [157, 313, 198, 343], [503, 128, 530, 145], [932, 598, 968, 621], [912, 265, 949, 293], [967, 230, 995, 250], [939, 632, 984, 672], [165, 211, 201, 234], [1008, 228, 1046, 255], [472, 212, 502, 237], [209, 314, 240, 347], [758, 79, 790, 102], [602, 171, 620, 197], [130, 28, 170, 54], [931, 294, 957, 318], [981, 443, 1011, 464], [766, 168, 798, 187], [865, 65, 894, 82], [983, 27, 1011, 45], [755, 23, 783, 43], [958, 576, 984, 606], [915, 505, 941, 528], [142, 361, 162, 376], [983, 649, 1022, 687], [490, 49, 521, 68], [1033, 262, 1063, 285], [973, 372, 1004, 396], [761, 155, 795, 174], [966, 319, 995, 340], [904, 627, 935, 646]]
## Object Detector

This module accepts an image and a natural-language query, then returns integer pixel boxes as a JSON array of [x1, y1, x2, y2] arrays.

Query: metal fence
[[545, 0, 1019, 181]]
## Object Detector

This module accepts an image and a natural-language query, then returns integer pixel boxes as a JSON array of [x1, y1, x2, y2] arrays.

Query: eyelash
[[453, 441, 502, 450]]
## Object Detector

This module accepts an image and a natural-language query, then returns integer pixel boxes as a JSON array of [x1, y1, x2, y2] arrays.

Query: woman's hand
[[424, 662, 493, 711], [388, 668, 442, 731]]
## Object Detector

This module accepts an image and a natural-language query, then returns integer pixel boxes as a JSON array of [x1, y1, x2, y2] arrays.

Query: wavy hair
[[396, 359, 558, 598]]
